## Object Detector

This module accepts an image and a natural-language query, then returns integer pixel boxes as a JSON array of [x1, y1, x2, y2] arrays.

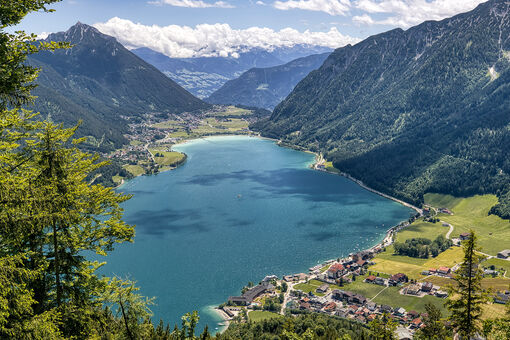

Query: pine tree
[[368, 313, 397, 340], [414, 303, 449, 339], [445, 230, 488, 338]]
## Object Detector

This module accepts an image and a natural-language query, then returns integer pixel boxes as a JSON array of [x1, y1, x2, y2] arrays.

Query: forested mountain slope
[[253, 0, 510, 218], [29, 23, 208, 151], [206, 52, 331, 110]]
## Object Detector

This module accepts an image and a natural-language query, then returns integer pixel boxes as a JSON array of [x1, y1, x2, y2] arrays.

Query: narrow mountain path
[[444, 223, 454, 239]]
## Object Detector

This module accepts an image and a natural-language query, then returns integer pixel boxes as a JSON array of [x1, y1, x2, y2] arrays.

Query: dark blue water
[[102, 136, 413, 332]]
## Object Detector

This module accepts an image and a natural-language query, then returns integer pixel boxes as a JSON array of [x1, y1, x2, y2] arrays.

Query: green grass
[[483, 258, 510, 275], [168, 131, 190, 138], [425, 194, 510, 255], [248, 311, 283, 322], [324, 161, 341, 174], [129, 140, 143, 146], [341, 276, 448, 315], [294, 279, 329, 296], [319, 265, 331, 273], [209, 106, 252, 117], [424, 274, 510, 292], [123, 164, 145, 177], [394, 221, 448, 243], [151, 150, 185, 167], [112, 175, 123, 185], [424, 193, 464, 210], [371, 246, 465, 279]]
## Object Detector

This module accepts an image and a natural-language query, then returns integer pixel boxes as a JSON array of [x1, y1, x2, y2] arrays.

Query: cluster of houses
[[321, 289, 428, 332], [494, 290, 510, 304], [364, 272, 409, 286], [402, 282, 448, 298], [421, 266, 453, 277]]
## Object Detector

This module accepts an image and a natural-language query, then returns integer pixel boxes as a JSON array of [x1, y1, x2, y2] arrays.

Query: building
[[404, 284, 421, 295], [375, 277, 386, 286], [228, 282, 274, 305], [494, 291, 510, 304], [327, 263, 345, 279], [437, 267, 451, 275], [365, 275, 376, 283], [317, 284, 329, 294], [389, 273, 409, 286], [497, 249, 510, 259], [459, 232, 470, 240], [262, 275, 278, 282], [421, 282, 433, 292]]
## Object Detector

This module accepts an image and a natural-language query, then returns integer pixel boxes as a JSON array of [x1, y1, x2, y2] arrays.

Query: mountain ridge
[[253, 0, 510, 218], [28, 22, 208, 151], [206, 52, 331, 110]]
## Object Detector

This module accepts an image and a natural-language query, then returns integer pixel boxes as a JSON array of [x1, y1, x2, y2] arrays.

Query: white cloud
[[256, 0, 266, 5], [148, 0, 234, 8], [354, 0, 486, 28], [38, 32, 50, 39], [93, 17, 359, 58], [352, 14, 374, 26], [273, 0, 351, 16]]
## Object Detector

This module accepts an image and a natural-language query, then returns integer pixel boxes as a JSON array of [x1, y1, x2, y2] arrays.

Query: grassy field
[[370, 246, 464, 279], [123, 164, 145, 177], [324, 161, 341, 174], [248, 311, 283, 322], [424, 194, 510, 255], [425, 274, 510, 291], [208, 106, 252, 117], [129, 140, 143, 146], [394, 221, 449, 243], [341, 276, 448, 314], [294, 279, 342, 297], [151, 150, 185, 167], [483, 258, 510, 275], [482, 303, 507, 320]]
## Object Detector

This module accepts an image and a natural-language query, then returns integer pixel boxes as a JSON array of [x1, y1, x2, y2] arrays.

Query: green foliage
[[253, 0, 510, 219], [368, 313, 397, 340], [446, 231, 489, 338], [414, 303, 450, 340], [394, 235, 452, 258], [220, 313, 370, 339]]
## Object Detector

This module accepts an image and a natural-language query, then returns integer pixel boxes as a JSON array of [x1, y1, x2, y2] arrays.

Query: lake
[[102, 136, 413, 332]]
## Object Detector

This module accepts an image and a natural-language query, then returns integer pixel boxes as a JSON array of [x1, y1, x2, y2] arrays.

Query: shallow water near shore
[[101, 136, 413, 332]]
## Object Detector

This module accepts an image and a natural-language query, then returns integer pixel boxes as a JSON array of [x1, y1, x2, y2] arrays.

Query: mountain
[[132, 45, 332, 98], [206, 52, 331, 110], [28, 22, 208, 151], [253, 0, 510, 218]]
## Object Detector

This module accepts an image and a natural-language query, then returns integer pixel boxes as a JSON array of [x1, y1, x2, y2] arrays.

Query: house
[[459, 232, 470, 240], [407, 310, 419, 319], [327, 263, 345, 279], [366, 302, 377, 312], [437, 267, 451, 275], [389, 273, 409, 286], [421, 282, 433, 292], [494, 291, 510, 304], [394, 307, 406, 316], [365, 275, 376, 283], [374, 277, 386, 286], [484, 269, 498, 276], [380, 305, 392, 313], [299, 302, 312, 310], [410, 318, 423, 329], [324, 302, 337, 312], [405, 284, 421, 295], [350, 294, 367, 305], [497, 250, 510, 259], [317, 283, 329, 294]]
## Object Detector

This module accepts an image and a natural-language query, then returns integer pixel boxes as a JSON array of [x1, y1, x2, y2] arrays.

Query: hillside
[[132, 45, 332, 98], [206, 52, 330, 110], [253, 0, 510, 218], [29, 22, 208, 151]]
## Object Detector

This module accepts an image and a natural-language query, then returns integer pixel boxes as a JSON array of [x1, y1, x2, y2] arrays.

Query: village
[[218, 217, 510, 340]]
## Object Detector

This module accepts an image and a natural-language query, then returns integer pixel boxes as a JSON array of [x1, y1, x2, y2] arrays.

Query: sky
[[15, 0, 487, 58]]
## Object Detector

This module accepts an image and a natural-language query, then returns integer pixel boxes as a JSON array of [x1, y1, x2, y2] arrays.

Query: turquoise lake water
[[103, 136, 413, 332]]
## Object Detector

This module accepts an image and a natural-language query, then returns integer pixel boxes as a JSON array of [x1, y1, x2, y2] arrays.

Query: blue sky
[[17, 0, 487, 58]]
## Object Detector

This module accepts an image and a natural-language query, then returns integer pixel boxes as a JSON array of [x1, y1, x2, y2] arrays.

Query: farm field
[[248, 311, 282, 322], [424, 194, 510, 256]]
